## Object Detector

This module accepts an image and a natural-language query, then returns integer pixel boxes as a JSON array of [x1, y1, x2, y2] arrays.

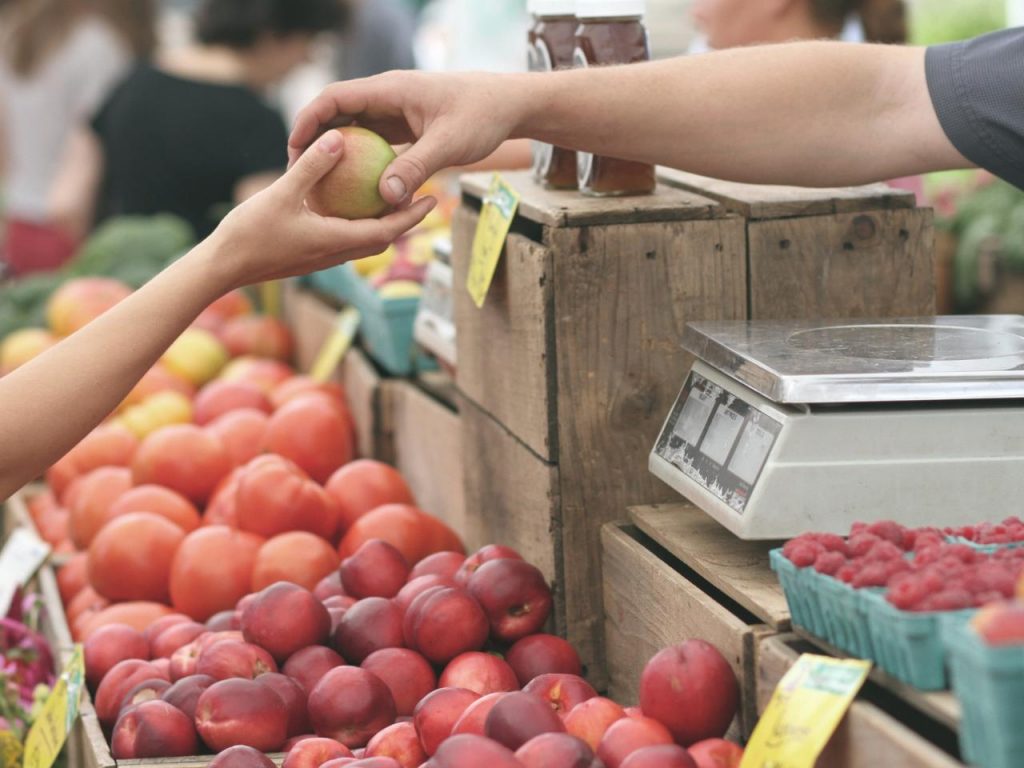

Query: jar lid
[[575, 0, 645, 18], [528, 0, 576, 15]]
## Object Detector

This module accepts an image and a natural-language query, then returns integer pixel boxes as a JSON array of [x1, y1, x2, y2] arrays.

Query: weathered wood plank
[[452, 208, 557, 461], [747, 209, 936, 319], [460, 171, 723, 228], [629, 503, 790, 630], [551, 216, 748, 688], [658, 168, 915, 220]]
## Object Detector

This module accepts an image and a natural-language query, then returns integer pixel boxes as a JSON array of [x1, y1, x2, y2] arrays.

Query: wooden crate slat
[[628, 503, 790, 630], [460, 171, 723, 228], [748, 208, 936, 319], [658, 168, 915, 220], [453, 212, 556, 460]]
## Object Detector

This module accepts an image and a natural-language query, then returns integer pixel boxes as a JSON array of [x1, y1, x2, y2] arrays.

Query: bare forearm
[[515, 42, 967, 186], [0, 240, 229, 498]]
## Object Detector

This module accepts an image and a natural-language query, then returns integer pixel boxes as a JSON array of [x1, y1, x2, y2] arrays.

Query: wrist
[[180, 234, 237, 302]]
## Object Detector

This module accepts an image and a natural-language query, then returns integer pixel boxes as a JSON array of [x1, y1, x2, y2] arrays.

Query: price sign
[[0, 527, 51, 616], [23, 645, 86, 768], [741, 654, 870, 768], [466, 174, 520, 309], [310, 307, 361, 383]]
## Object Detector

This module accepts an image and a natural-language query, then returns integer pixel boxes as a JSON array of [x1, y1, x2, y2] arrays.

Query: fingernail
[[385, 176, 407, 202], [317, 131, 343, 154]]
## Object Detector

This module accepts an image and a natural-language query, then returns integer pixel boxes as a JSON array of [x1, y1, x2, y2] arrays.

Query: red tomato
[[263, 394, 355, 483], [234, 455, 339, 540], [325, 460, 416, 536]]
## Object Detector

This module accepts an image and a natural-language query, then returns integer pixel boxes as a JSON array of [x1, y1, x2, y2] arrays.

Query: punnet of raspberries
[[781, 521, 1024, 612]]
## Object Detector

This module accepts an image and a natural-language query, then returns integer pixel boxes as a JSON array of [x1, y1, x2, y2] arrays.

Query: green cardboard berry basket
[[770, 549, 829, 639], [945, 616, 1024, 768]]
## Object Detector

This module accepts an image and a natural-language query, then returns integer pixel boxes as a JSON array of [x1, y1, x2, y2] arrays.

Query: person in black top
[[51, 0, 345, 241]]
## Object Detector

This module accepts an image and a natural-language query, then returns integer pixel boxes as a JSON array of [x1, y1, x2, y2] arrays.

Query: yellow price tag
[[467, 174, 520, 309], [741, 654, 870, 768], [310, 307, 361, 383], [260, 280, 282, 317], [23, 645, 85, 768]]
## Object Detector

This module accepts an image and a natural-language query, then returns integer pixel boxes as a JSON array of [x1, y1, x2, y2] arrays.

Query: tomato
[[251, 531, 340, 591], [88, 512, 185, 603], [270, 376, 347, 411], [107, 484, 201, 532], [169, 526, 265, 621], [264, 394, 355, 484], [66, 585, 110, 625], [338, 504, 465, 565], [205, 409, 269, 467], [218, 357, 294, 393], [132, 425, 231, 505], [218, 315, 294, 362], [325, 460, 416, 536], [234, 455, 339, 540], [192, 380, 272, 426], [68, 466, 134, 549], [204, 468, 242, 528], [46, 424, 138, 500], [57, 553, 89, 605], [78, 602, 176, 641]]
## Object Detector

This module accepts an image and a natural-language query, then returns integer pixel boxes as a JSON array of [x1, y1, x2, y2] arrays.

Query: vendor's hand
[[208, 130, 437, 292], [288, 71, 521, 207]]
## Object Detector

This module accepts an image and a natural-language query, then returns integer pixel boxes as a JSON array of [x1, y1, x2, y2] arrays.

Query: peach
[[365, 721, 427, 768], [506, 634, 582, 686], [207, 610, 242, 632], [468, 559, 552, 642], [454, 546, 522, 588], [597, 717, 675, 768], [119, 678, 172, 713], [340, 539, 410, 599], [150, 658, 171, 678], [161, 674, 215, 720], [686, 739, 744, 768], [564, 697, 626, 750], [485, 691, 565, 751], [515, 733, 600, 768], [196, 640, 277, 680], [209, 745, 277, 768], [522, 674, 597, 717], [319, 760, 359, 768], [169, 641, 203, 681], [241, 582, 331, 662], [84, 623, 149, 689], [412, 687, 480, 756], [308, 666, 396, 748], [219, 315, 294, 363], [111, 699, 198, 758], [315, 571, 348, 601], [403, 587, 488, 665], [409, 552, 466, 581], [151, 622, 206, 659], [144, 614, 192, 647], [306, 127, 397, 220], [639, 641, 739, 746], [260, 672, 312, 737], [193, 380, 272, 426], [95, 659, 169, 728], [207, 409, 270, 468], [197, 630, 245, 652], [283, 645, 345, 695], [451, 692, 505, 736], [621, 745, 697, 768], [282, 736, 353, 768], [334, 597, 405, 664], [196, 678, 289, 752], [439, 653, 518, 696], [394, 575, 457, 614], [361, 648, 436, 717], [431, 734, 522, 768], [972, 600, 1024, 646]]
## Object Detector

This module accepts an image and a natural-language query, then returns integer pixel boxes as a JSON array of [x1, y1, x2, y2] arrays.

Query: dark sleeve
[[926, 28, 1024, 190], [235, 106, 289, 178]]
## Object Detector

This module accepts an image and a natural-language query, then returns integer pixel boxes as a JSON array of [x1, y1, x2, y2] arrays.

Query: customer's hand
[[288, 71, 522, 207], [209, 129, 437, 292]]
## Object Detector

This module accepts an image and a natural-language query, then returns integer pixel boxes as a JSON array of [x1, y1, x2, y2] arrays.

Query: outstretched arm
[[290, 42, 969, 206], [0, 130, 435, 500]]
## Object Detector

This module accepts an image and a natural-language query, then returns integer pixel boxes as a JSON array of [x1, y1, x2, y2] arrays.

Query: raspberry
[[887, 574, 931, 610], [836, 565, 857, 583], [865, 541, 903, 563], [918, 589, 974, 612], [784, 541, 823, 568], [811, 534, 849, 556], [882, 558, 912, 584], [852, 562, 891, 588], [867, 520, 908, 547], [848, 532, 882, 557], [850, 522, 869, 536], [813, 551, 846, 576]]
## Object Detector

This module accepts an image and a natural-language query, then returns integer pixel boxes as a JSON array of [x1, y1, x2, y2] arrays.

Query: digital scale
[[650, 317, 1024, 539]]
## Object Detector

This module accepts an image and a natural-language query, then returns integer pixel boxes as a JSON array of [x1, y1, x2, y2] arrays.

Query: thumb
[[379, 133, 450, 206], [282, 130, 345, 198]]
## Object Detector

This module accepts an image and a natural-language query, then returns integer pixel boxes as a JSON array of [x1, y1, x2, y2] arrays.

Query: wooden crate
[[601, 521, 771, 739], [657, 168, 937, 319], [756, 635, 964, 767], [282, 281, 395, 461]]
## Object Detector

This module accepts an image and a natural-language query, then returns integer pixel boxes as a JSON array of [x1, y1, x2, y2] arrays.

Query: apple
[[241, 582, 331, 662], [84, 624, 149, 689], [119, 678, 172, 714], [451, 692, 505, 737], [196, 640, 277, 680], [564, 697, 626, 750], [333, 597, 405, 663], [281, 736, 353, 768], [160, 674, 215, 721], [413, 687, 480, 756], [522, 674, 597, 716], [151, 622, 206, 659], [361, 648, 436, 717], [95, 659, 169, 728], [515, 733, 600, 768], [687, 739, 744, 768], [403, 586, 488, 664], [283, 645, 345, 694], [195, 678, 289, 752], [506, 634, 582, 686], [365, 721, 427, 768], [394, 575, 457, 614], [315, 572, 348, 601], [439, 652, 519, 696], [621, 745, 698, 768], [258, 672, 311, 737], [409, 552, 466, 581], [431, 734, 522, 768], [208, 745, 277, 768], [206, 610, 242, 632], [639, 640, 739, 746], [308, 666, 396, 748], [111, 700, 198, 759], [455, 546, 523, 588], [468, 559, 552, 642], [484, 691, 565, 751], [340, 539, 410, 599], [597, 717, 675, 768], [306, 127, 397, 220]]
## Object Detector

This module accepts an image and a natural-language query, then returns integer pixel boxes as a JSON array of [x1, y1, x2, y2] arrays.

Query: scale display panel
[[654, 370, 782, 514]]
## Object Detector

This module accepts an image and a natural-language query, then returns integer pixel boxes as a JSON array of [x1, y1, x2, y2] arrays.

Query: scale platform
[[650, 317, 1024, 539]]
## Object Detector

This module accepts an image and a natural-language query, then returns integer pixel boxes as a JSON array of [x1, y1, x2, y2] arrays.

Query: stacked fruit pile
[[83, 540, 744, 768]]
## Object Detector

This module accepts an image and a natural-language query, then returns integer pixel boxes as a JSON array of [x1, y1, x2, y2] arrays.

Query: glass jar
[[528, 1, 579, 189]]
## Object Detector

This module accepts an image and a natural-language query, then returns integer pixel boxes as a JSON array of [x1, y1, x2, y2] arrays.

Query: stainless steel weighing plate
[[682, 316, 1024, 404]]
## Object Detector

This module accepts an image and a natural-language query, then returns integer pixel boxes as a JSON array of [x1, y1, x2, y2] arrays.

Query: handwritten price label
[[741, 654, 870, 768], [23, 646, 85, 768], [466, 174, 520, 309]]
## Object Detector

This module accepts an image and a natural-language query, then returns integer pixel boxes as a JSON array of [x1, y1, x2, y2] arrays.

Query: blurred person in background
[[336, 0, 417, 80], [50, 0, 345, 242], [0, 0, 156, 277]]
